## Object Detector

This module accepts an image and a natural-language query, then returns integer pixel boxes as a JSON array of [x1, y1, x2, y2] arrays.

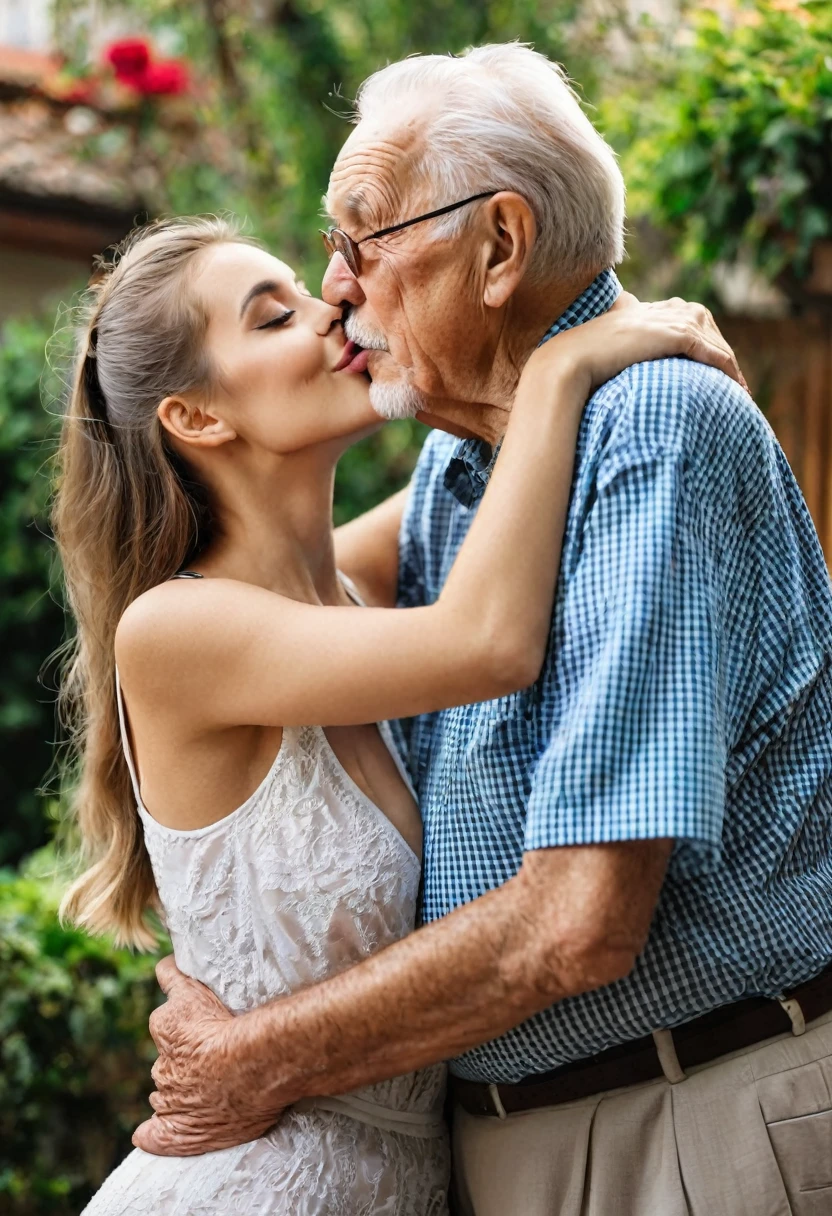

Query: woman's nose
[[322, 252, 366, 309], [317, 302, 344, 336]]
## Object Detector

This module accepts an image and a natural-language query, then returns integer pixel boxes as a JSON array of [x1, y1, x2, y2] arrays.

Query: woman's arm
[[118, 299, 742, 730], [333, 487, 410, 608], [118, 349, 576, 727]]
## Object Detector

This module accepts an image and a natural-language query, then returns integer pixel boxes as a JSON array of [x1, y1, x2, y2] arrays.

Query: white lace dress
[[82, 677, 449, 1215]]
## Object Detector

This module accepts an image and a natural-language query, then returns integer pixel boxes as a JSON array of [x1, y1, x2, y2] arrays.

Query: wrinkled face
[[193, 242, 379, 452], [321, 120, 496, 420]]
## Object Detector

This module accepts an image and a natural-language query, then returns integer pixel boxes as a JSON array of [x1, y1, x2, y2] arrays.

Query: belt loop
[[488, 1083, 508, 1119], [652, 1029, 686, 1083], [777, 996, 806, 1036]]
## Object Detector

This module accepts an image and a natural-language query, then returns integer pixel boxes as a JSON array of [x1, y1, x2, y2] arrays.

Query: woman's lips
[[334, 339, 370, 374]]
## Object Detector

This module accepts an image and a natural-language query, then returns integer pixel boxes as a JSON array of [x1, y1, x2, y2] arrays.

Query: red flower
[[105, 37, 151, 83], [136, 60, 190, 96], [103, 37, 190, 97]]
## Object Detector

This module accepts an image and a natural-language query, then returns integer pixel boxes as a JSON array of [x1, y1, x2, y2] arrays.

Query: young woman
[[55, 217, 735, 1215]]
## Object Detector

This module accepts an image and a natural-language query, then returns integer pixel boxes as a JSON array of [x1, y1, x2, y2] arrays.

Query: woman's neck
[[193, 444, 345, 607]]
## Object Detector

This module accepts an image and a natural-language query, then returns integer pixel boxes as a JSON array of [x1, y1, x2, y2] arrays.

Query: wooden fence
[[719, 311, 832, 564]]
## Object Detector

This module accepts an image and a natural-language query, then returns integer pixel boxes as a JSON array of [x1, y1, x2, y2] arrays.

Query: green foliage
[[0, 852, 164, 1215], [604, 0, 832, 289], [0, 313, 67, 867], [334, 419, 427, 526]]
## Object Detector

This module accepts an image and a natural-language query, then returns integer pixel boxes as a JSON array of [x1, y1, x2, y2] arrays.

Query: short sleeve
[[525, 441, 727, 875]]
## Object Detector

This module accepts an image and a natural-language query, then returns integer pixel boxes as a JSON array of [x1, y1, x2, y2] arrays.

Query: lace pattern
[[84, 716, 448, 1215]]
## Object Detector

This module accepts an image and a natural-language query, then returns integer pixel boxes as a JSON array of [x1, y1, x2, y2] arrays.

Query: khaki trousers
[[452, 1009, 832, 1216]]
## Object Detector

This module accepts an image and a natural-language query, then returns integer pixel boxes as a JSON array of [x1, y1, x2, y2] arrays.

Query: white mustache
[[343, 313, 389, 352]]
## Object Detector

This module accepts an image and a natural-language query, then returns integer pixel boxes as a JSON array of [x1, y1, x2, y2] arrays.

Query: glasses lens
[[320, 229, 359, 275], [334, 230, 359, 276]]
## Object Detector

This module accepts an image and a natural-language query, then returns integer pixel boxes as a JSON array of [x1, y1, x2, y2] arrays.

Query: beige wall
[[0, 0, 51, 51], [0, 245, 86, 325]]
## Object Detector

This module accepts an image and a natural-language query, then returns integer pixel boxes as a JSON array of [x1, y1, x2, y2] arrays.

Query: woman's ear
[[157, 394, 236, 449], [481, 192, 537, 310]]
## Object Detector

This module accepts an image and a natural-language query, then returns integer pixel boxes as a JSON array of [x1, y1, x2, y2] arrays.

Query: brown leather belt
[[451, 964, 832, 1119]]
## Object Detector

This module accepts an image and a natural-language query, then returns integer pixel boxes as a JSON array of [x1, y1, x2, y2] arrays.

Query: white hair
[[353, 43, 626, 280]]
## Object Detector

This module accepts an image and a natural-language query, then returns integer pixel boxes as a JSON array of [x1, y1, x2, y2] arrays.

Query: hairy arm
[[135, 837, 671, 1154]]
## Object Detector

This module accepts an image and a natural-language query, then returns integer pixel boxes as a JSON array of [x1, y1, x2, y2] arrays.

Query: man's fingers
[[155, 955, 184, 996], [147, 1086, 207, 1117], [133, 1113, 271, 1157], [150, 1055, 169, 1088], [133, 1115, 214, 1157]]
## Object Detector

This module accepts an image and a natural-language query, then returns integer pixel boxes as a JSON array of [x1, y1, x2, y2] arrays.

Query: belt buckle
[[487, 1082, 508, 1119]]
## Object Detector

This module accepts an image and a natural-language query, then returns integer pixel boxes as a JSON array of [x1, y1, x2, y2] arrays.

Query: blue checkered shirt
[[395, 269, 832, 1083]]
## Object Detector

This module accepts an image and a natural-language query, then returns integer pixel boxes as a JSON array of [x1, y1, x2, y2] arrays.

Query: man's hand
[[132, 957, 281, 1156], [132, 841, 670, 1160]]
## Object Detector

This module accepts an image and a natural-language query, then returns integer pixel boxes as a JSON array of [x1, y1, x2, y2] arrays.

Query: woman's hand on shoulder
[[522, 292, 747, 398]]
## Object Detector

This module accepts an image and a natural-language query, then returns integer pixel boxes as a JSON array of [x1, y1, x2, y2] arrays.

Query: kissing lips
[[335, 339, 370, 375]]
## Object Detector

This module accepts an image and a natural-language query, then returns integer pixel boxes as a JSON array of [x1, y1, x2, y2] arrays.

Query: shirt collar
[[442, 269, 622, 508]]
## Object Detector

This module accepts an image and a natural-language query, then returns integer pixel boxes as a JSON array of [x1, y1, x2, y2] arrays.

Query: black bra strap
[[171, 570, 204, 579]]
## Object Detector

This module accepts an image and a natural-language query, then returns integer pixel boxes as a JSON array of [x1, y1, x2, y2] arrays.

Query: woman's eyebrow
[[239, 280, 279, 319]]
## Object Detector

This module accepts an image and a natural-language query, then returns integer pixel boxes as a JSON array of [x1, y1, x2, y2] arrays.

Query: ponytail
[[56, 217, 255, 948]]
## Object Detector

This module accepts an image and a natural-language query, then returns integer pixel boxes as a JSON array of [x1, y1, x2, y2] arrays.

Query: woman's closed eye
[[256, 309, 296, 331]]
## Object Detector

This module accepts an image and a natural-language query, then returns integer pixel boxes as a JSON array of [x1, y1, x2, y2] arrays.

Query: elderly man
[[136, 45, 832, 1214]]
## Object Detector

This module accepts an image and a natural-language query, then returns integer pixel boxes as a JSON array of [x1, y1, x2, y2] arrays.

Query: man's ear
[[157, 394, 236, 449], [481, 192, 537, 310]]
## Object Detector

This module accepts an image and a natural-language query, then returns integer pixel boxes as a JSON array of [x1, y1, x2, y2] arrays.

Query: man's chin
[[368, 380, 424, 422]]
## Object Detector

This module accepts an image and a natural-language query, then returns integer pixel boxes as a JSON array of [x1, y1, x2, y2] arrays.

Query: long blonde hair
[[56, 216, 255, 949]]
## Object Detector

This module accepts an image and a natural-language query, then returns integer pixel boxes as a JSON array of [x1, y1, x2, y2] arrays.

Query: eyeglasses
[[320, 191, 496, 277]]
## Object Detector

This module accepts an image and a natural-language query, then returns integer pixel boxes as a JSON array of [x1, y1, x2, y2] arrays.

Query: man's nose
[[322, 251, 366, 309]]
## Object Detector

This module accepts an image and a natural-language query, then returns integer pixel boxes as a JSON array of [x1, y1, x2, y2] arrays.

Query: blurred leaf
[[602, 0, 832, 294], [0, 858, 165, 1214]]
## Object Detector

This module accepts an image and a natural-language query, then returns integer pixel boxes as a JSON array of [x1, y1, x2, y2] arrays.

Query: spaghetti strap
[[114, 666, 144, 808], [115, 573, 200, 806], [337, 569, 364, 606]]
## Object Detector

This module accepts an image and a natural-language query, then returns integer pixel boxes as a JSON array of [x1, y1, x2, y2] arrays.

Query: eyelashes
[[256, 309, 296, 331]]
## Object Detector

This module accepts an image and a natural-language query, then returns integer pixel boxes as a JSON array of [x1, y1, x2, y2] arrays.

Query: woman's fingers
[[530, 293, 748, 394], [646, 300, 746, 389]]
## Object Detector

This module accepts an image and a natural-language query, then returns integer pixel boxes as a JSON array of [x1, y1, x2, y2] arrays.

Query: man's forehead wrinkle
[[329, 138, 418, 232]]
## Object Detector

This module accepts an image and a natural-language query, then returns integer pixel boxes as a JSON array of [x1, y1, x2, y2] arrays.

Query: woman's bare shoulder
[[115, 578, 289, 700]]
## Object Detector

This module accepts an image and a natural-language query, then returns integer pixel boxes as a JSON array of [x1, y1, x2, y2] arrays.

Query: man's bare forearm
[[231, 840, 671, 1109]]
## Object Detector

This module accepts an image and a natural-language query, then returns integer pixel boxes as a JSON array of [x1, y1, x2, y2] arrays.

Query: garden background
[[0, 0, 830, 1209]]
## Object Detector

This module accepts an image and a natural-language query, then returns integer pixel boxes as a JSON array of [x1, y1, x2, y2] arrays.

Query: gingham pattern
[[395, 270, 832, 1083]]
